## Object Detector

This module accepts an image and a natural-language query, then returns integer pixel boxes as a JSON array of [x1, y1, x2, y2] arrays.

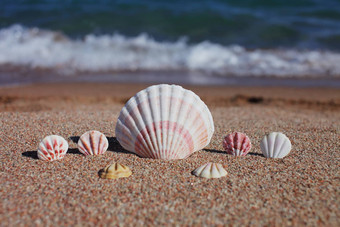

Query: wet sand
[[0, 83, 339, 226]]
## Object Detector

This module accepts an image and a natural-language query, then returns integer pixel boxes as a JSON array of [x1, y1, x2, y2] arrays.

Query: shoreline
[[0, 82, 339, 112], [1, 67, 340, 88]]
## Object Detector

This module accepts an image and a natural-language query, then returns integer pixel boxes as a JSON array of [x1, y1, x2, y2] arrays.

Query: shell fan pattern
[[260, 132, 292, 158], [192, 163, 228, 179], [37, 135, 69, 161], [115, 84, 214, 160], [78, 130, 109, 156], [223, 132, 252, 156], [99, 163, 132, 179]]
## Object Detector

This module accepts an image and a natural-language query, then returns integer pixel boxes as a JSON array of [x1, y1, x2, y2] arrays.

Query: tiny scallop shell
[[260, 132, 292, 158], [115, 84, 214, 160], [37, 135, 69, 161], [192, 162, 227, 179], [78, 130, 109, 155], [223, 132, 251, 156], [99, 163, 132, 179]]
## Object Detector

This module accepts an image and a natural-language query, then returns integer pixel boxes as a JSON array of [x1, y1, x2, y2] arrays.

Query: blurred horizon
[[1, 0, 340, 50], [1, 0, 340, 86]]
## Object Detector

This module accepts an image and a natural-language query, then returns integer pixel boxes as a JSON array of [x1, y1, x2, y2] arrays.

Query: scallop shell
[[223, 132, 251, 156], [115, 84, 214, 160], [260, 132, 292, 158], [192, 162, 227, 179], [78, 130, 109, 155], [37, 135, 69, 161], [99, 163, 132, 179]]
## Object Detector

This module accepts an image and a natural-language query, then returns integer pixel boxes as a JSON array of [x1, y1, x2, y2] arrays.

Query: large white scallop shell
[[78, 130, 109, 155], [115, 84, 214, 160], [260, 132, 292, 158], [192, 163, 228, 179], [37, 135, 69, 161]]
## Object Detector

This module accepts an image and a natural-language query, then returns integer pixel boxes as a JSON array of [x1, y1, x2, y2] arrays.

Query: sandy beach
[[0, 83, 339, 226]]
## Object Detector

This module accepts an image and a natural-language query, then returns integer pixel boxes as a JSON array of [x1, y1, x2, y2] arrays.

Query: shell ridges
[[78, 130, 109, 156], [192, 162, 228, 179], [115, 84, 214, 160], [260, 132, 292, 158], [99, 163, 132, 179], [223, 132, 251, 156], [37, 135, 69, 161]]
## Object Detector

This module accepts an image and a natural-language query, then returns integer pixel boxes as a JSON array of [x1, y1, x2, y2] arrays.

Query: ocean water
[[1, 0, 340, 86]]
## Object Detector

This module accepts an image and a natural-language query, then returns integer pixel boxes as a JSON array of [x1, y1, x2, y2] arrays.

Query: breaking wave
[[1, 25, 340, 77]]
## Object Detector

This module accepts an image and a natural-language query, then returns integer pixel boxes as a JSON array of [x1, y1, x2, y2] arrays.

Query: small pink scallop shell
[[78, 130, 109, 155], [223, 132, 251, 156], [37, 135, 69, 161]]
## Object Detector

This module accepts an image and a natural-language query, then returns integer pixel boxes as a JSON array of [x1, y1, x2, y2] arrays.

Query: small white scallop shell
[[115, 84, 214, 160], [260, 132, 292, 158], [192, 162, 227, 179], [37, 135, 69, 161], [78, 130, 109, 155]]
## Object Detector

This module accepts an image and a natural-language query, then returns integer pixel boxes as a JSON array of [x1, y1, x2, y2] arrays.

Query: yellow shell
[[99, 163, 132, 179]]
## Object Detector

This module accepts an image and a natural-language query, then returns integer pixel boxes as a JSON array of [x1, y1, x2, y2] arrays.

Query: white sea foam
[[1, 25, 340, 77]]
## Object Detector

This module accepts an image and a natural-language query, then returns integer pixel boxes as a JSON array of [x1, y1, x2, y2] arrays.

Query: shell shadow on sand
[[107, 137, 131, 154], [22, 151, 39, 159], [68, 136, 87, 155], [203, 149, 264, 157], [22, 148, 84, 159], [66, 148, 83, 155], [247, 152, 264, 157], [203, 148, 226, 154], [69, 136, 80, 143]]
